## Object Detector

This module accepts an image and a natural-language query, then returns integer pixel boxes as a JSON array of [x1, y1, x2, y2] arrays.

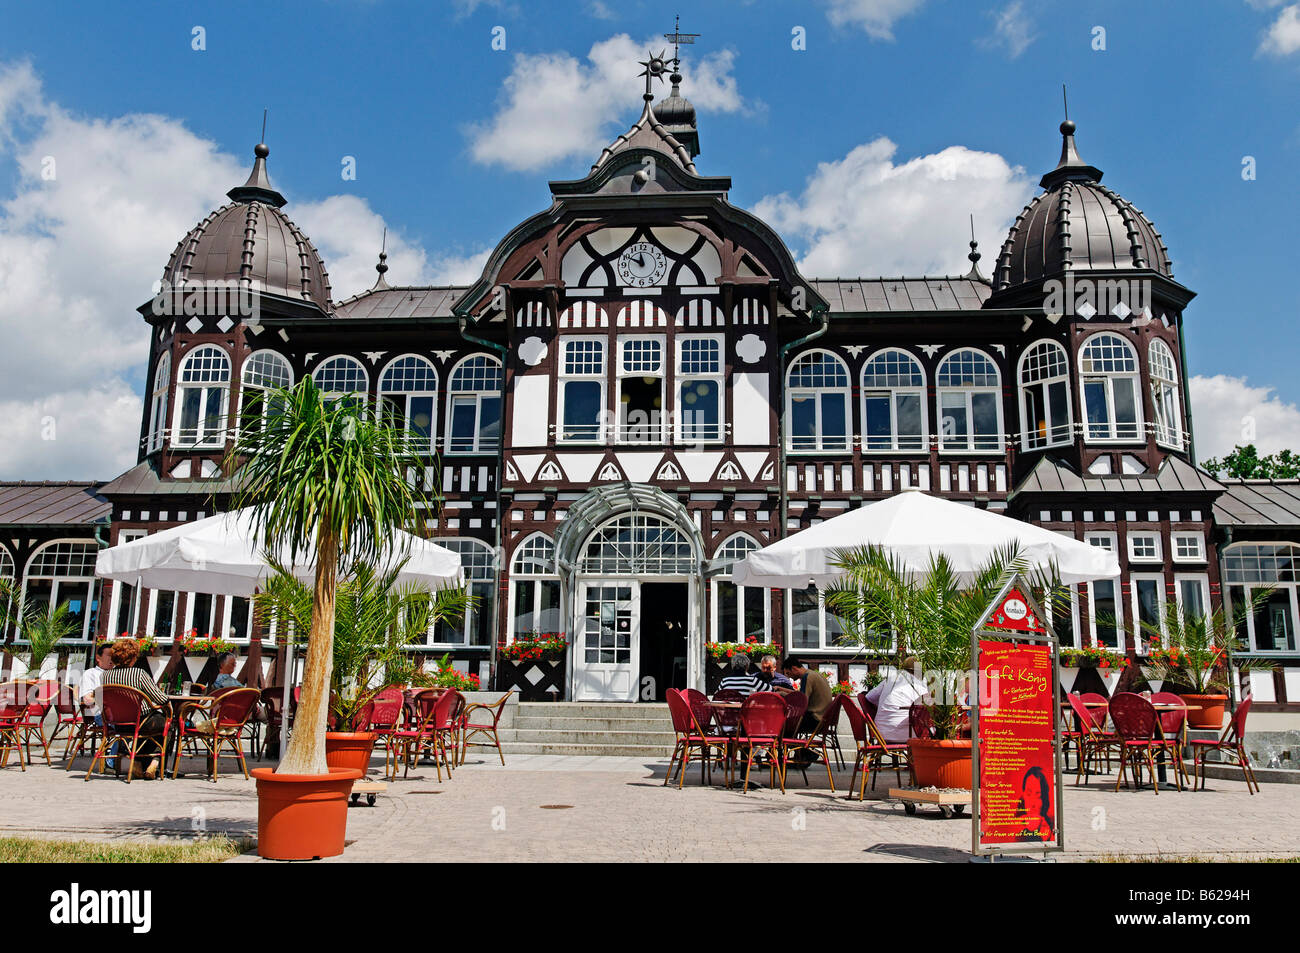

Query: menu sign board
[[976, 639, 1057, 847]]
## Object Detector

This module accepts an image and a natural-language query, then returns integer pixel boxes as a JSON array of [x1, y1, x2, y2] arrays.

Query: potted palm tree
[[16, 599, 82, 681], [1136, 593, 1271, 730], [228, 377, 436, 860], [257, 561, 468, 775], [827, 544, 1060, 790]]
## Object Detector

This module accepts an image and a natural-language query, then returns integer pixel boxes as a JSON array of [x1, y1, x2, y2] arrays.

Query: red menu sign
[[977, 640, 1056, 846], [986, 588, 1046, 633]]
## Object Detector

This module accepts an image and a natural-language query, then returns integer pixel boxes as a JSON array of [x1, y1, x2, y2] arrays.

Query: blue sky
[[1, 0, 1298, 477]]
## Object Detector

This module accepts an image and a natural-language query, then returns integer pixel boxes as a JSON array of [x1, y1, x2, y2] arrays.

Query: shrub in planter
[[827, 543, 1068, 791], [12, 596, 81, 680]]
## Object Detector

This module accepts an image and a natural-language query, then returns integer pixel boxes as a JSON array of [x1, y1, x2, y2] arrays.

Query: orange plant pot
[[908, 738, 973, 790], [1180, 694, 1228, 730], [325, 731, 378, 775], [251, 767, 363, 860]]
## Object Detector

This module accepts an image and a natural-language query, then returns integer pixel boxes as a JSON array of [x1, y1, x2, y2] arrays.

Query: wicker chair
[[665, 689, 730, 788], [736, 692, 788, 793], [86, 685, 169, 783], [173, 688, 261, 781], [1190, 695, 1259, 794], [0, 682, 29, 771], [459, 691, 512, 766], [1109, 692, 1174, 794], [783, 695, 838, 791]]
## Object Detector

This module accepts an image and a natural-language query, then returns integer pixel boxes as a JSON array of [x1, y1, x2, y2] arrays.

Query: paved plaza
[[0, 751, 1296, 862]]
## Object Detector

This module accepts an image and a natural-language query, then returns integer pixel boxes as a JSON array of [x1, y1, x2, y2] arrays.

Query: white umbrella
[[96, 507, 464, 596], [732, 489, 1118, 587]]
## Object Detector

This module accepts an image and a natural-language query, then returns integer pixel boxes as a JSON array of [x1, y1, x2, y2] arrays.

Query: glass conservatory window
[[446, 355, 502, 454], [1080, 333, 1141, 442], [861, 349, 925, 452], [312, 355, 369, 408], [1224, 543, 1300, 653], [936, 348, 1003, 452], [172, 345, 231, 448], [579, 514, 694, 575], [1019, 340, 1072, 450], [1149, 339, 1183, 449], [21, 541, 100, 641], [379, 354, 438, 453], [786, 350, 850, 452]]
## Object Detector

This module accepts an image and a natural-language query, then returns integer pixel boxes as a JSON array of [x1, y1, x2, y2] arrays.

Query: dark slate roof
[[1011, 455, 1224, 498], [98, 461, 242, 498], [810, 277, 993, 313], [0, 483, 110, 527], [330, 286, 467, 320], [1213, 480, 1300, 528]]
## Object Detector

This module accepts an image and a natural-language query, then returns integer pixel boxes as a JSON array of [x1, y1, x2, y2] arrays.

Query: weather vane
[[664, 14, 699, 68]]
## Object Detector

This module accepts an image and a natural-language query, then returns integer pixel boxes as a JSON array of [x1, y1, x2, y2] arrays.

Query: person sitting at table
[[781, 657, 833, 763], [100, 638, 169, 779], [717, 654, 767, 696], [757, 654, 794, 690], [79, 641, 116, 769], [210, 653, 242, 690], [861, 657, 927, 743]]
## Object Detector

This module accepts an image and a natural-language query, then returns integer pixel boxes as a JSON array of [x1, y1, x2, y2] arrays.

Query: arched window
[[1223, 543, 1299, 654], [786, 350, 851, 452], [239, 350, 293, 439], [379, 355, 438, 453], [146, 356, 170, 452], [936, 348, 1003, 451], [21, 540, 100, 641], [579, 513, 695, 575], [711, 534, 772, 644], [510, 534, 560, 640], [1079, 333, 1141, 442], [446, 355, 502, 454], [312, 355, 369, 409], [0, 545, 14, 639], [861, 349, 926, 451], [1018, 340, 1072, 450], [433, 538, 495, 647], [172, 345, 231, 448], [1148, 339, 1183, 449]]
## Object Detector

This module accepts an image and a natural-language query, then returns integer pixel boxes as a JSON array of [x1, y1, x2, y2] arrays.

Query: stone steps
[[500, 702, 675, 758]]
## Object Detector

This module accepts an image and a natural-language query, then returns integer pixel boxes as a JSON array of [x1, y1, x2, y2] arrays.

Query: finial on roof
[[639, 50, 670, 103], [1039, 109, 1104, 190], [372, 228, 391, 291], [227, 131, 287, 208], [964, 214, 988, 283]]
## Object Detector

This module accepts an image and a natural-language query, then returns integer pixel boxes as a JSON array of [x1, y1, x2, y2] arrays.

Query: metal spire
[[373, 227, 391, 290]]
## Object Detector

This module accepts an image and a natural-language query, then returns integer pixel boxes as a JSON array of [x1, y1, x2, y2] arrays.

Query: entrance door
[[573, 580, 639, 701], [639, 582, 689, 701]]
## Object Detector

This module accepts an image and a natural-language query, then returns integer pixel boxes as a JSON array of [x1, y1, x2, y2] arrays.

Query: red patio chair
[[908, 703, 935, 739], [683, 688, 714, 733], [258, 687, 284, 760], [784, 695, 838, 791], [173, 688, 260, 781], [711, 688, 745, 735], [1190, 695, 1259, 794], [736, 692, 788, 794], [87, 685, 169, 783], [368, 686, 405, 746], [15, 680, 59, 765], [1109, 692, 1176, 794], [1150, 691, 1191, 788], [0, 682, 29, 771], [459, 691, 513, 766], [842, 697, 912, 798], [857, 691, 877, 720], [665, 689, 730, 788], [1065, 693, 1118, 784]]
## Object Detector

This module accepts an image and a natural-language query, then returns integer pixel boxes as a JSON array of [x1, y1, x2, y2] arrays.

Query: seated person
[[717, 654, 767, 696], [862, 657, 927, 743], [101, 638, 170, 778], [210, 652, 243, 690], [757, 654, 794, 690], [79, 641, 116, 768], [783, 656, 832, 735]]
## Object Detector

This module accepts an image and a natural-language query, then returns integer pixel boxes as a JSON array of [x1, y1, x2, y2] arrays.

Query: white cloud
[[982, 2, 1037, 59], [0, 60, 458, 480], [821, 0, 926, 40], [1260, 4, 1300, 54], [1190, 374, 1300, 461], [752, 136, 1035, 277], [466, 34, 747, 172]]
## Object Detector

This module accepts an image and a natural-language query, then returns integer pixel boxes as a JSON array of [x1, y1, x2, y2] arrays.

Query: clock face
[[616, 242, 668, 288]]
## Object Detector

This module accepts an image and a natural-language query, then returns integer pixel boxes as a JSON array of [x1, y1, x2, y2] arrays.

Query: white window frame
[[1148, 339, 1184, 450], [676, 334, 725, 445], [1173, 573, 1210, 622], [1222, 542, 1300, 655], [171, 344, 231, 449], [508, 533, 561, 642], [616, 334, 666, 445], [1084, 532, 1125, 650], [785, 349, 852, 454], [558, 336, 608, 445], [430, 538, 495, 648], [183, 590, 219, 639], [1018, 339, 1073, 450], [1171, 531, 1206, 564], [0, 544, 16, 640], [936, 347, 1004, 453], [785, 586, 856, 654], [710, 535, 773, 644], [1129, 572, 1167, 653], [1079, 332, 1143, 443], [377, 353, 439, 454], [1127, 531, 1163, 563], [445, 354, 502, 455], [147, 356, 170, 452], [19, 539, 101, 642], [239, 350, 294, 441], [311, 354, 370, 405], [860, 348, 927, 453], [106, 530, 147, 638]]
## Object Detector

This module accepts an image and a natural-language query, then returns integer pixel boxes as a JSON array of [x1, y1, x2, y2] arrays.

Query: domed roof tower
[[160, 143, 332, 310]]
